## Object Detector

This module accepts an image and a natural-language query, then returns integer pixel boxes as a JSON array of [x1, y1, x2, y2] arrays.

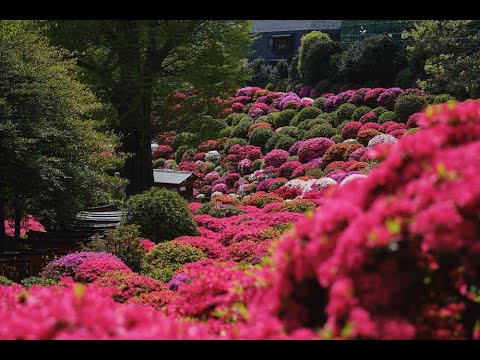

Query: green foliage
[[275, 78, 290, 92], [123, 187, 198, 243], [0, 276, 13, 286], [302, 123, 335, 140], [275, 60, 289, 79], [272, 110, 297, 129], [224, 138, 248, 154], [175, 145, 192, 163], [352, 106, 372, 121], [219, 126, 233, 137], [394, 94, 428, 123], [231, 120, 252, 139], [372, 106, 388, 116], [248, 58, 281, 88], [265, 133, 285, 153], [275, 126, 297, 138], [195, 117, 227, 141], [181, 149, 196, 162], [226, 113, 251, 127], [275, 135, 296, 151], [313, 97, 327, 109], [336, 103, 357, 126], [81, 224, 145, 272], [331, 134, 343, 143], [339, 34, 397, 83], [197, 202, 244, 218], [283, 199, 317, 213], [378, 111, 397, 124], [405, 20, 480, 99], [395, 67, 415, 88], [142, 242, 206, 282], [252, 159, 264, 171], [432, 94, 455, 104], [296, 106, 323, 124], [0, 21, 125, 232], [171, 132, 200, 151], [288, 55, 300, 81], [40, 19, 253, 195], [311, 80, 331, 99], [298, 31, 341, 83], [21, 276, 59, 288], [249, 127, 274, 150], [153, 158, 166, 169]]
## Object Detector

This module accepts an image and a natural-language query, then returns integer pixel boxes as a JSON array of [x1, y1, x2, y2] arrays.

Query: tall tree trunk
[[0, 200, 6, 249], [13, 190, 21, 242], [114, 21, 153, 196]]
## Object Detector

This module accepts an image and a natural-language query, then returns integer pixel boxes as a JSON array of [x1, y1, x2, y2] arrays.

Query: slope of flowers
[[2, 86, 479, 340]]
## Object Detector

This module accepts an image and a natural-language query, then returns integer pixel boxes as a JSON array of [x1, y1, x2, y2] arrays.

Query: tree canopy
[[404, 20, 480, 99], [37, 20, 253, 195], [0, 21, 124, 241]]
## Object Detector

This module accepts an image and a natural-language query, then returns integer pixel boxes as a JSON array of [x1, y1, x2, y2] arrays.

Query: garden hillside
[[1, 91, 480, 339]]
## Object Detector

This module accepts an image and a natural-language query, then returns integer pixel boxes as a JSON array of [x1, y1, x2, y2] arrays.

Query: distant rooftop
[[153, 169, 193, 185], [251, 20, 341, 33]]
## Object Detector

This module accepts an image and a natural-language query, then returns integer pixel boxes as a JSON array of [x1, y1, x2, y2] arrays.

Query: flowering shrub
[[0, 279, 214, 339], [205, 151, 221, 164], [197, 202, 244, 218], [40, 252, 121, 281], [167, 264, 257, 326], [291, 163, 321, 179], [248, 100, 480, 339], [138, 239, 156, 254], [323, 143, 363, 163], [248, 122, 272, 136], [225, 241, 270, 263], [364, 88, 385, 106], [356, 128, 382, 146], [248, 103, 270, 119], [273, 186, 302, 200], [276, 161, 303, 179], [267, 178, 288, 193], [173, 236, 227, 260], [242, 192, 283, 208], [288, 141, 305, 155], [264, 149, 289, 168], [152, 145, 174, 161], [142, 242, 206, 283], [406, 112, 422, 129], [341, 121, 362, 139], [75, 257, 132, 283], [298, 138, 334, 163], [232, 102, 245, 113], [367, 134, 398, 147], [94, 271, 168, 303], [212, 183, 228, 194]]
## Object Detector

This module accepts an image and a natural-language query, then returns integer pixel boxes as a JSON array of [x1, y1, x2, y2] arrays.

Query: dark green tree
[[297, 31, 341, 84], [338, 34, 397, 84], [39, 20, 253, 195], [404, 20, 480, 99], [0, 21, 123, 243]]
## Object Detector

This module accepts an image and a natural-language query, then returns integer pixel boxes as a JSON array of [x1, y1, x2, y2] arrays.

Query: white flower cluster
[[340, 174, 367, 186], [205, 150, 221, 164], [211, 191, 223, 198], [367, 134, 397, 148]]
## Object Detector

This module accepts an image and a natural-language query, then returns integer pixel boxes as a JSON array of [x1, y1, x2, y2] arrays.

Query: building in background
[[250, 20, 341, 64], [340, 20, 412, 46]]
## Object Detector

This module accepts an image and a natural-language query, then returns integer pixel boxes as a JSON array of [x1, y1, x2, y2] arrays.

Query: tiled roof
[[251, 20, 341, 33], [153, 169, 193, 185]]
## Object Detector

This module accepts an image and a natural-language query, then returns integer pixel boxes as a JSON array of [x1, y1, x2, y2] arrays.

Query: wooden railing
[[0, 249, 57, 282]]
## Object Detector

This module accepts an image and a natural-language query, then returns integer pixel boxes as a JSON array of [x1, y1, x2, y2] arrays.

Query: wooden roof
[[153, 169, 193, 185]]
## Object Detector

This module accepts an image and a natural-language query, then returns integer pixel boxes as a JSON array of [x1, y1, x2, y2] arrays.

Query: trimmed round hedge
[[123, 187, 198, 243]]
